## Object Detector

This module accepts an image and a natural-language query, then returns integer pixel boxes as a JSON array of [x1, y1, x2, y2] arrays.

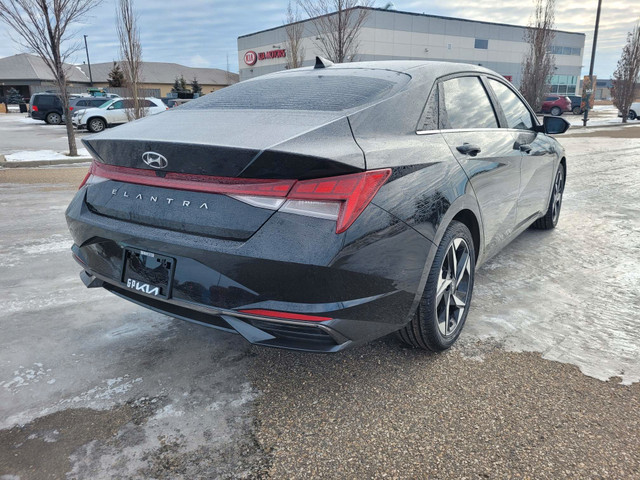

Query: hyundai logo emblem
[[142, 151, 168, 169]]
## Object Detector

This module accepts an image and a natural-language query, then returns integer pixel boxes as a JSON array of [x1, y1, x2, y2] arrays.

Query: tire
[[531, 165, 565, 230], [87, 117, 106, 133], [629, 110, 637, 121], [45, 112, 62, 125], [550, 106, 562, 116], [399, 221, 476, 351], [572, 106, 582, 115]]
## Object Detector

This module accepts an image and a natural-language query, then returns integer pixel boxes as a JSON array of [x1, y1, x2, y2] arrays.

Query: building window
[[549, 45, 581, 56], [474, 39, 488, 49], [549, 74, 577, 95]]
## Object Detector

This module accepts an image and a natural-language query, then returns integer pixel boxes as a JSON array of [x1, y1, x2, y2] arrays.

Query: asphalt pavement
[[0, 124, 639, 479]]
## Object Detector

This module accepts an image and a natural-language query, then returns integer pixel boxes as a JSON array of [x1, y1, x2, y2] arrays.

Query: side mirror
[[107, 105, 115, 110], [540, 115, 570, 135]]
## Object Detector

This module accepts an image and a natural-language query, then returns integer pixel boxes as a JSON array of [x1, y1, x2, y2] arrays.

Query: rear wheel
[[629, 110, 637, 121], [572, 106, 582, 115], [399, 221, 475, 351], [551, 106, 562, 116], [45, 112, 62, 125], [87, 117, 106, 133], [532, 165, 565, 230]]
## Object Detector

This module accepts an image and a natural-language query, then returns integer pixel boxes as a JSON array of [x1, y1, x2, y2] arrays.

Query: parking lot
[[0, 114, 89, 158], [1, 120, 639, 479]]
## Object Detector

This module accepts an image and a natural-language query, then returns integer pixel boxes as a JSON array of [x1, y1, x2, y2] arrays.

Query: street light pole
[[84, 35, 93, 87], [582, 0, 603, 126]]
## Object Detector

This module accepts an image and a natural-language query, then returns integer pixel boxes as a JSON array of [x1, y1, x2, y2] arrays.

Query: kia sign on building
[[244, 51, 257, 66], [244, 49, 286, 66]]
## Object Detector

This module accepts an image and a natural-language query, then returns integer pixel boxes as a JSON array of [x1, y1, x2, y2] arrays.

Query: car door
[[108, 100, 129, 124], [486, 78, 556, 227], [438, 75, 522, 258]]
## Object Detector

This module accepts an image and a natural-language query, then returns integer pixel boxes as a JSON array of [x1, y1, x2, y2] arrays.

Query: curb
[[568, 122, 638, 129], [0, 156, 91, 168]]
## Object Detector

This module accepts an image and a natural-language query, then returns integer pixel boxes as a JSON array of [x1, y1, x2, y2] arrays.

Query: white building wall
[[238, 8, 585, 92]]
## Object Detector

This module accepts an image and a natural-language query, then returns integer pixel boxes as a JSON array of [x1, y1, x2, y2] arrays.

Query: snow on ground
[[4, 148, 90, 162], [18, 116, 45, 124], [464, 133, 640, 385]]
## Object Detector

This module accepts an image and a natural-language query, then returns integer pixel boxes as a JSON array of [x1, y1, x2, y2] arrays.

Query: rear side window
[[36, 95, 55, 107], [545, 96, 557, 101], [91, 99, 106, 107], [76, 100, 88, 107], [182, 71, 410, 112], [440, 77, 498, 129], [488, 79, 533, 130]]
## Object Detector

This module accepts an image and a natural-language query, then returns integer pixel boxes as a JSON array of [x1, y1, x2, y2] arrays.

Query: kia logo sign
[[142, 151, 168, 169], [244, 51, 257, 66]]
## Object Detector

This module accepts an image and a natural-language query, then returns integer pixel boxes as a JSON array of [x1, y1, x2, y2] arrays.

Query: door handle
[[519, 144, 532, 153], [456, 143, 482, 156]]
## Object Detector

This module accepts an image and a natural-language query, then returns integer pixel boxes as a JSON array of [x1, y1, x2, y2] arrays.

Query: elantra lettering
[[111, 189, 209, 209]]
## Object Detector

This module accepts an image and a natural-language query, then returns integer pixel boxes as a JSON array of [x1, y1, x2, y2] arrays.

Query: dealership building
[[238, 7, 585, 95]]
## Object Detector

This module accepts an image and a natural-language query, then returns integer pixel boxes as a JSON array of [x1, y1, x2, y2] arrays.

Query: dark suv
[[567, 95, 584, 115], [29, 93, 64, 125]]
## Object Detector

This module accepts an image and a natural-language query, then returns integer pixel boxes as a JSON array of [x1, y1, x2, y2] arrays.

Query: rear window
[[36, 95, 59, 107], [182, 71, 409, 112]]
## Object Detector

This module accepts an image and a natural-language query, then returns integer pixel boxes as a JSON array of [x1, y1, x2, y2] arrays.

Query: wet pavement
[[0, 124, 639, 479], [0, 114, 89, 157]]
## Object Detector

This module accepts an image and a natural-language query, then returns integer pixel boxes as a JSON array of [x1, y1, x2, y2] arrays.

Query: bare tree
[[520, 0, 556, 112], [117, 0, 144, 120], [611, 22, 640, 123], [285, 1, 305, 69], [0, 0, 101, 156], [297, 0, 374, 63]]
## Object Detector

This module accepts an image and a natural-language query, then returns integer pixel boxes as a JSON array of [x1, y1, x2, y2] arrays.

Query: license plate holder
[[121, 247, 175, 299]]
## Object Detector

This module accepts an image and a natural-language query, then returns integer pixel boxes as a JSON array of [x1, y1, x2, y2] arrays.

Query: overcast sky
[[0, 0, 638, 78]]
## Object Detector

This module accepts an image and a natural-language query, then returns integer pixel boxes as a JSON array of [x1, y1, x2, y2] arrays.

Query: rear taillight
[[81, 162, 391, 233], [69, 106, 74, 111], [32, 105, 38, 112], [78, 163, 109, 189], [283, 169, 391, 233]]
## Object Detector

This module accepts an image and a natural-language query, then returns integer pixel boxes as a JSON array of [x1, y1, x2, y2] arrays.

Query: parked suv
[[541, 96, 571, 116], [29, 93, 64, 125], [628, 102, 640, 120], [68, 96, 111, 115], [567, 95, 584, 115], [72, 97, 167, 132]]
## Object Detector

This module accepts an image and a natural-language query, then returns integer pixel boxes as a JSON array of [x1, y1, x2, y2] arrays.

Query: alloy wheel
[[89, 119, 105, 132], [436, 237, 471, 337], [552, 168, 564, 223], [47, 113, 61, 125]]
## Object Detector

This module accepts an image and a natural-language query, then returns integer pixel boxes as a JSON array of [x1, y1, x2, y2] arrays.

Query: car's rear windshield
[[182, 70, 410, 112]]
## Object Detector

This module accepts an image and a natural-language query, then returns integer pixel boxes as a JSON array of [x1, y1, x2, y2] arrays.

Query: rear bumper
[[66, 187, 433, 352]]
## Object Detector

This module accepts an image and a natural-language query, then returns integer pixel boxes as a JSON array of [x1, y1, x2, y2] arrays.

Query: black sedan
[[66, 59, 569, 352]]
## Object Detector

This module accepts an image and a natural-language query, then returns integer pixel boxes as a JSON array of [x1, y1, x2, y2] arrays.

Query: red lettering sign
[[251, 49, 287, 64]]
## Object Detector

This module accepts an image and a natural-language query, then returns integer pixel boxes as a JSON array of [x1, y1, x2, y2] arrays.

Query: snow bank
[[4, 148, 90, 162]]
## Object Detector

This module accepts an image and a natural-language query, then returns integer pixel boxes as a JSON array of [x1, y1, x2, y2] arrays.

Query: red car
[[541, 95, 571, 116]]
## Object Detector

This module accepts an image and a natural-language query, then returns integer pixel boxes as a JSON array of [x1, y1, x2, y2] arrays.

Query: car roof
[[266, 60, 496, 83]]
